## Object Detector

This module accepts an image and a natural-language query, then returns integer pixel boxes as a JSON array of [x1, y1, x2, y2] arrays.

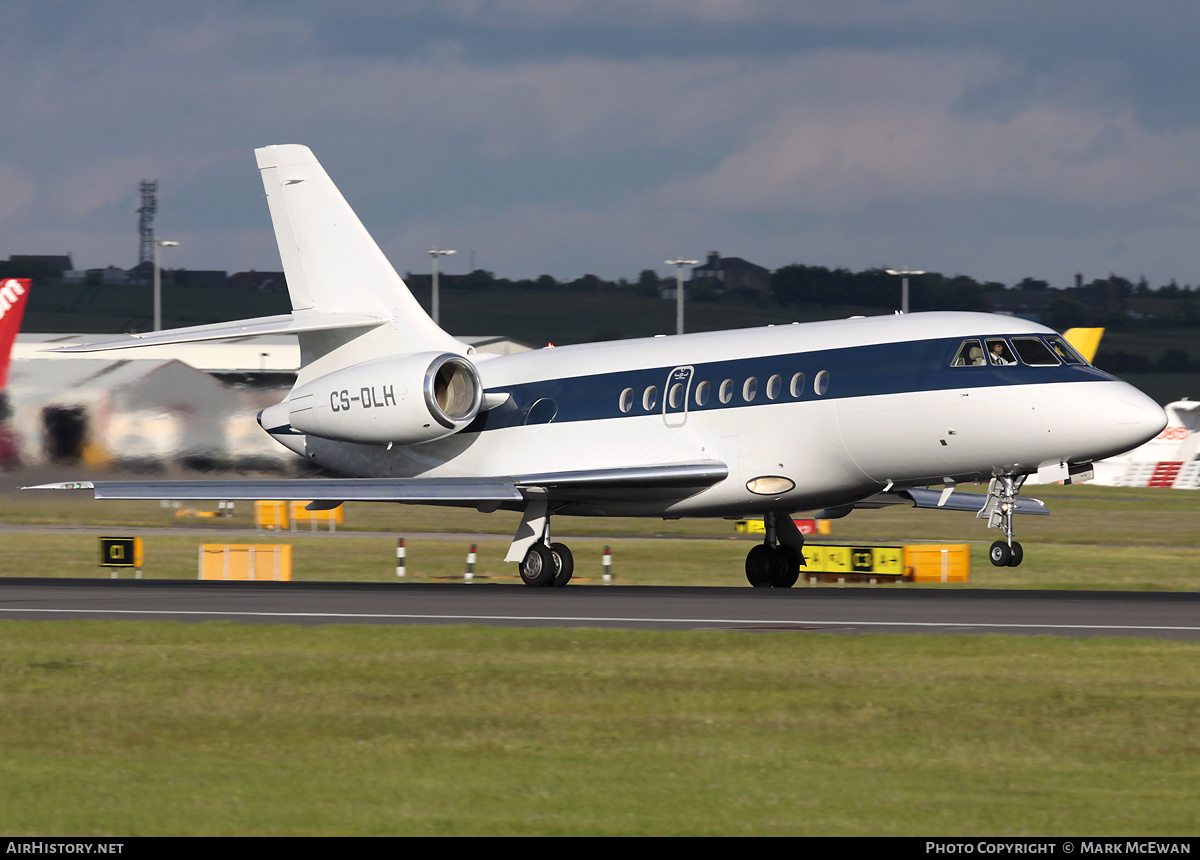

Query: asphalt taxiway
[[1, 578, 1198, 639]]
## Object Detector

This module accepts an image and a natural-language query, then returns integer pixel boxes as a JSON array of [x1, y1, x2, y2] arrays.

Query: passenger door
[[663, 366, 694, 428]]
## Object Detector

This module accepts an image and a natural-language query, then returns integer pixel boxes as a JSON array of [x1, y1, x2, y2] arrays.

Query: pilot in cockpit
[[988, 340, 1016, 365]]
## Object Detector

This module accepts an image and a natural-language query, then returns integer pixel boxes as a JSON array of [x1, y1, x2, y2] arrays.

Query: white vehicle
[[34, 145, 1167, 584]]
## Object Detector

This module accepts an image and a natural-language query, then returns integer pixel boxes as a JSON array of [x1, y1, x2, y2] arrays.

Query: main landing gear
[[979, 475, 1025, 567], [744, 511, 806, 588], [519, 541, 574, 587], [508, 497, 574, 587]]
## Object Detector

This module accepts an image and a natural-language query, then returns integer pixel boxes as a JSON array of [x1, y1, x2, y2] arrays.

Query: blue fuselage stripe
[[469, 335, 1117, 433]]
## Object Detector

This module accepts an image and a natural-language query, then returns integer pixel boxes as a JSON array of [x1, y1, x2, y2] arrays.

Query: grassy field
[[3, 480, 1198, 589], [1, 622, 1197, 836], [6, 530, 1200, 591], [2, 483, 1198, 835]]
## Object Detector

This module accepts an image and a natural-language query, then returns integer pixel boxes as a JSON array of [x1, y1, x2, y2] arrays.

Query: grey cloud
[[2, 2, 1200, 289]]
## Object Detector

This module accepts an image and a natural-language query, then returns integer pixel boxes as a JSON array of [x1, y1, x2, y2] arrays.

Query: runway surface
[[1, 578, 1198, 639]]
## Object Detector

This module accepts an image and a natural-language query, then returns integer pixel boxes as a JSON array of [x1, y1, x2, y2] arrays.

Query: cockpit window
[[985, 339, 1017, 366], [951, 339, 986, 366], [1011, 337, 1060, 366], [1044, 334, 1088, 365]]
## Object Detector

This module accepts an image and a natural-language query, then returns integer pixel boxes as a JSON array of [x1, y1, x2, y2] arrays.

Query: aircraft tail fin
[[1063, 327, 1104, 363], [254, 145, 465, 379], [0, 278, 31, 391]]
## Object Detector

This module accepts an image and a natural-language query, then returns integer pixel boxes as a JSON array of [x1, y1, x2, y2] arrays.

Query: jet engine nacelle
[[286, 352, 482, 445]]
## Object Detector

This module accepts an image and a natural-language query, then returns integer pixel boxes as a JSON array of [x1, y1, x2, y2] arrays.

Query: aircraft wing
[[41, 312, 386, 353], [893, 487, 1048, 515], [25, 462, 730, 507], [816, 487, 1049, 517]]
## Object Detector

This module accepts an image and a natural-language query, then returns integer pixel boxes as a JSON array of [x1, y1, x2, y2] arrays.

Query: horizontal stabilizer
[[43, 313, 386, 353]]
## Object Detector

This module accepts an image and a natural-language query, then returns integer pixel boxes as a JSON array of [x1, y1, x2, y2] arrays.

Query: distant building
[[125, 260, 155, 286], [87, 266, 130, 286], [169, 270, 229, 290], [986, 290, 1054, 323], [680, 251, 771, 298], [7, 255, 74, 276], [229, 270, 288, 292]]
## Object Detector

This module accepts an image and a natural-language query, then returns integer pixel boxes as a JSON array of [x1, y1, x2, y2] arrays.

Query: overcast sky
[[4, 1, 1200, 288]]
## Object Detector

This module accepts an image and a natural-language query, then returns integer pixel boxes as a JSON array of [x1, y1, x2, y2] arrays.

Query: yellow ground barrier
[[803, 543, 970, 583], [198, 544, 293, 581]]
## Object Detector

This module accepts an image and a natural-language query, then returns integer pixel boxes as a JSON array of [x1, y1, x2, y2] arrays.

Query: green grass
[[6, 531, 1200, 590], [4, 480, 1200, 588], [0, 622, 1196, 836], [3, 484, 1199, 835]]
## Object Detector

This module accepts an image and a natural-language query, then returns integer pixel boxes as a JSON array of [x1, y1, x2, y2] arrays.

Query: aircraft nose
[[1086, 381, 1167, 458], [1040, 380, 1165, 463]]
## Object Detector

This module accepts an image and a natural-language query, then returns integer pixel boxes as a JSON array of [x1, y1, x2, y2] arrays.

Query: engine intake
[[286, 352, 482, 445]]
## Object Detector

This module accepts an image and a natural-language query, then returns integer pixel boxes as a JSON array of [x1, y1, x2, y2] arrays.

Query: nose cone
[[1046, 380, 1167, 462], [1106, 383, 1169, 455]]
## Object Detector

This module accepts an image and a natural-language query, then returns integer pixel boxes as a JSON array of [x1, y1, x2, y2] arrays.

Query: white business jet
[[32, 145, 1167, 585]]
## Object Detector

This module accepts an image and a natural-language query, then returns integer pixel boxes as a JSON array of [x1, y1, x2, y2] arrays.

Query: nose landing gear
[[980, 476, 1024, 567]]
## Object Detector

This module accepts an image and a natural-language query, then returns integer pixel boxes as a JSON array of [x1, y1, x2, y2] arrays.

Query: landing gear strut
[[744, 512, 805, 588], [980, 475, 1025, 567]]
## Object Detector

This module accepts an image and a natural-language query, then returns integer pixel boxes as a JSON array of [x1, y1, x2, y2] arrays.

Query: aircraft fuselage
[[279, 311, 1165, 519]]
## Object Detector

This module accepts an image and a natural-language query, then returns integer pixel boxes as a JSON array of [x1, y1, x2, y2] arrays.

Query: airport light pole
[[886, 267, 925, 315], [429, 248, 456, 326], [666, 258, 699, 335], [153, 238, 179, 331]]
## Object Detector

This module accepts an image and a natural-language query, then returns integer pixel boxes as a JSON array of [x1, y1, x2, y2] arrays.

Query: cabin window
[[985, 339, 1017, 366], [814, 370, 829, 395], [668, 382, 685, 409], [719, 379, 734, 404], [643, 386, 658, 410], [951, 339, 986, 366], [619, 388, 634, 413], [1011, 337, 1060, 366], [790, 372, 805, 397], [694, 380, 711, 407], [766, 374, 782, 400], [743, 377, 758, 402], [1044, 335, 1087, 365]]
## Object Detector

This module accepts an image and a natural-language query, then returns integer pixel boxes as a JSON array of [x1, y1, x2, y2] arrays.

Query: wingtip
[[22, 481, 95, 490]]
